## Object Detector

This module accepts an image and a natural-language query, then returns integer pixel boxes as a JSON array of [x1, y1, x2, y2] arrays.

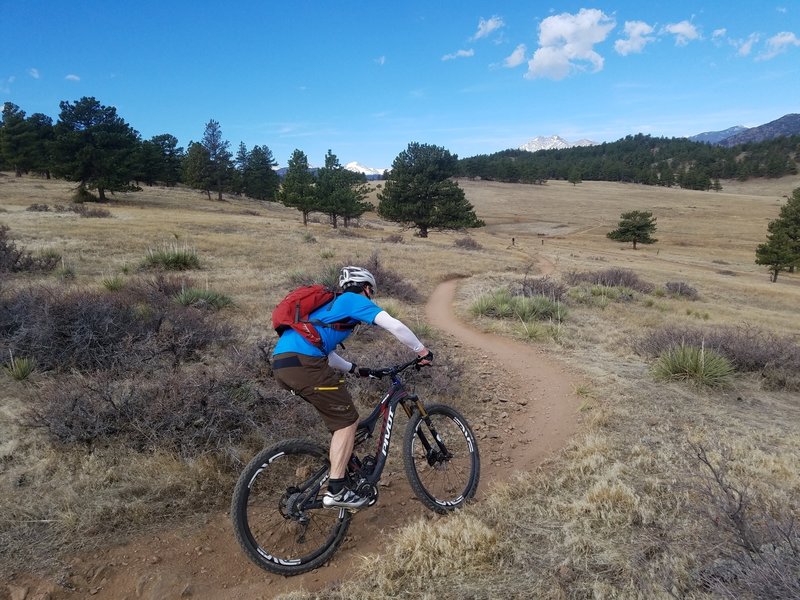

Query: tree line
[[0, 97, 483, 235], [458, 133, 800, 191]]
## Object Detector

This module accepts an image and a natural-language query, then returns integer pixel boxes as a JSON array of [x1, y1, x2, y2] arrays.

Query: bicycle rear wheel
[[231, 439, 351, 576], [403, 403, 480, 513]]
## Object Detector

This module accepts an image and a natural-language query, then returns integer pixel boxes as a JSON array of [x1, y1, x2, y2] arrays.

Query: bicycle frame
[[350, 367, 430, 486]]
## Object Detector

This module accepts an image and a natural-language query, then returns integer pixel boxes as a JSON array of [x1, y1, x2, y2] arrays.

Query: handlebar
[[364, 355, 430, 379]]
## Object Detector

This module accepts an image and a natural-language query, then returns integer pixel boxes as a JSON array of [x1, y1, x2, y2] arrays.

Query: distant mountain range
[[712, 113, 800, 147], [519, 135, 596, 152], [517, 113, 800, 155], [344, 161, 386, 180], [275, 162, 386, 180], [687, 126, 748, 145]]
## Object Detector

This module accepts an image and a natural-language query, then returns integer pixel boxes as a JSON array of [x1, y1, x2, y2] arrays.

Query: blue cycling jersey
[[273, 291, 382, 357]]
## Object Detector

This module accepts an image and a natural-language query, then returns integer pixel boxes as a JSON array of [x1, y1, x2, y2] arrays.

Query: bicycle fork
[[407, 396, 454, 466]]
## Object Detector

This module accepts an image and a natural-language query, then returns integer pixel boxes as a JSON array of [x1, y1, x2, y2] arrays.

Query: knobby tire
[[230, 439, 351, 576], [403, 403, 480, 513]]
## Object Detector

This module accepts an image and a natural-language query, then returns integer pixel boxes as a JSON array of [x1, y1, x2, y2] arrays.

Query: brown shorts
[[272, 352, 359, 432]]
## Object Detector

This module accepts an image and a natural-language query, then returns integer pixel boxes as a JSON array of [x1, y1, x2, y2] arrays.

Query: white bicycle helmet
[[339, 266, 377, 292]]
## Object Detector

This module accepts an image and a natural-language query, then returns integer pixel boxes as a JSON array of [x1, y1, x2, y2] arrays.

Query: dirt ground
[[7, 275, 582, 600]]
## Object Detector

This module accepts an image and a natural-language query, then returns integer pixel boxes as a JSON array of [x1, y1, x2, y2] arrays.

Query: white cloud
[[442, 49, 475, 61], [28, 68, 40, 79], [734, 33, 760, 57], [662, 20, 700, 46], [504, 44, 527, 68], [526, 8, 615, 80], [375, 56, 386, 66], [65, 74, 81, 81], [472, 16, 504, 41], [757, 31, 800, 60], [614, 20, 655, 55]]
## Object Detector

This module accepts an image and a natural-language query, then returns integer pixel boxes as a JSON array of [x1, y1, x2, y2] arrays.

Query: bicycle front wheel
[[403, 403, 480, 513], [230, 439, 351, 576]]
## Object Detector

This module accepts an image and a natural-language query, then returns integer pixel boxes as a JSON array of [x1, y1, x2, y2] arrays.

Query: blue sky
[[3, 1, 799, 169]]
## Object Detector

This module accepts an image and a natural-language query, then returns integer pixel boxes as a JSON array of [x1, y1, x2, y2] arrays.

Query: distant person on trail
[[272, 266, 432, 510]]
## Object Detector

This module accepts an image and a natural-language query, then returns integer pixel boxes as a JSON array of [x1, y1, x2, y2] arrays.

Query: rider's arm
[[327, 351, 354, 373], [373, 311, 428, 357]]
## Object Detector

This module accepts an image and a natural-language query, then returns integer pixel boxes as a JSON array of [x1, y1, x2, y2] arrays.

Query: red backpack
[[271, 284, 357, 348]]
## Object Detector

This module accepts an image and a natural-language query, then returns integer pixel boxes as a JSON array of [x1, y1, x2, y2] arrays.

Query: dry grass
[[2, 173, 800, 596]]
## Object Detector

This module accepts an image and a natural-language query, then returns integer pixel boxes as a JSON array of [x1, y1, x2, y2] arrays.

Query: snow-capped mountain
[[344, 161, 386, 177], [519, 135, 596, 152]]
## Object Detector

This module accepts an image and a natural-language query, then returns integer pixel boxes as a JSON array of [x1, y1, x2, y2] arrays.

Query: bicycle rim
[[404, 404, 480, 513], [231, 440, 351, 575]]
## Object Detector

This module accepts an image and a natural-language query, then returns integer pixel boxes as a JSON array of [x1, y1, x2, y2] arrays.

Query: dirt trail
[[17, 278, 581, 600]]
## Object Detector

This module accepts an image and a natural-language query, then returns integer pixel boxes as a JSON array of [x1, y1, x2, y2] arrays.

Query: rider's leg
[[329, 421, 358, 480]]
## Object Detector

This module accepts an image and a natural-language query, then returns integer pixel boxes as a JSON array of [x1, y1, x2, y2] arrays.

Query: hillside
[[719, 113, 800, 146], [1, 174, 799, 598]]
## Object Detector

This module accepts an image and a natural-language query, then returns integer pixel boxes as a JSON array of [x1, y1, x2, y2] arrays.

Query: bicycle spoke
[[404, 404, 480, 513], [231, 441, 351, 575]]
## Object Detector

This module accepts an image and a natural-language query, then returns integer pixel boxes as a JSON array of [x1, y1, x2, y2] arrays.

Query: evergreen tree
[[1, 103, 32, 176], [51, 97, 140, 201], [200, 119, 232, 201], [277, 149, 317, 225], [315, 150, 371, 228], [150, 134, 183, 186], [243, 145, 280, 201], [378, 142, 483, 237], [756, 187, 800, 281], [607, 210, 658, 249], [27, 113, 54, 178], [756, 228, 795, 282], [183, 141, 214, 199]]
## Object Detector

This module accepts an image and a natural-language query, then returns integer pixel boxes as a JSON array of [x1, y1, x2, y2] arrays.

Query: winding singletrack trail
[[426, 278, 581, 483], [25, 278, 581, 600]]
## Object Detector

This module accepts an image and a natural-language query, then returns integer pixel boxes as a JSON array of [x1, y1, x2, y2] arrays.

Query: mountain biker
[[272, 266, 432, 510]]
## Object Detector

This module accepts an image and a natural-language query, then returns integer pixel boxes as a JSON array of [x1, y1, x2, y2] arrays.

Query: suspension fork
[[404, 395, 452, 461]]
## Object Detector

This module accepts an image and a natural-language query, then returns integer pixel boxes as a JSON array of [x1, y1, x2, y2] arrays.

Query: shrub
[[0, 280, 230, 372], [514, 275, 568, 302], [141, 242, 201, 271], [635, 324, 800, 376], [101, 275, 125, 291], [3, 353, 34, 381], [665, 281, 699, 299], [652, 343, 734, 387], [72, 204, 111, 218], [382, 234, 404, 244], [471, 289, 566, 323], [26, 203, 50, 212], [174, 287, 234, 310], [565, 267, 654, 293], [454, 237, 482, 250], [689, 443, 800, 598], [25, 366, 303, 459], [0, 225, 61, 274], [337, 228, 364, 238], [361, 251, 422, 303], [284, 253, 422, 303]]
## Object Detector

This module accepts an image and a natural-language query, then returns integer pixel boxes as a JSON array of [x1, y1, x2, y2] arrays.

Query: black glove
[[358, 367, 383, 378], [416, 350, 433, 367]]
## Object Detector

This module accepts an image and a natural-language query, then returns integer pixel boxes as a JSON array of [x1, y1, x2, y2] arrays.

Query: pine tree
[[756, 187, 800, 281], [378, 142, 483, 237], [277, 149, 317, 225], [315, 150, 371, 228], [200, 119, 232, 201], [51, 97, 140, 201], [243, 145, 280, 201], [607, 210, 658, 249], [183, 142, 214, 199]]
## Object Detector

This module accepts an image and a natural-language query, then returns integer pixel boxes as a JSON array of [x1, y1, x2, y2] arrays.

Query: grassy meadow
[[1, 172, 799, 598]]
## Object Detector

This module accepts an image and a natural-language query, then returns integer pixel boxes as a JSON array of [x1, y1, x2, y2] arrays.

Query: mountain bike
[[230, 356, 480, 576]]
